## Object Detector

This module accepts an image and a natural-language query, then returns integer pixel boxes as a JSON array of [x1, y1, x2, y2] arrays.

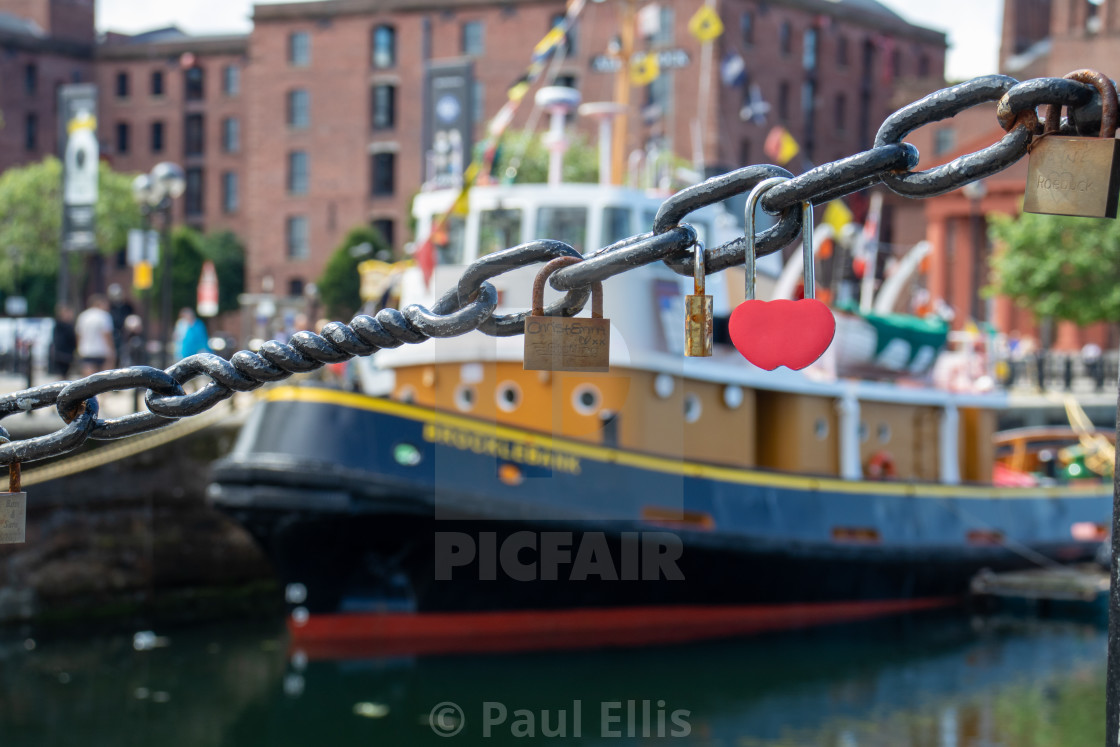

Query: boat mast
[[610, 0, 635, 186]]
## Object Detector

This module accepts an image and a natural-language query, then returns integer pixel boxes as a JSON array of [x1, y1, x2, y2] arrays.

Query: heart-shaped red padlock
[[729, 298, 835, 370], [731, 177, 835, 370]]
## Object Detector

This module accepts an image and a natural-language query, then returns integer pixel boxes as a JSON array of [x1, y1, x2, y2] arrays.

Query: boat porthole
[[814, 418, 829, 440], [398, 385, 417, 404], [654, 373, 675, 399], [393, 442, 422, 467], [454, 384, 476, 412], [858, 421, 869, 443], [723, 385, 743, 409], [572, 384, 602, 416], [684, 393, 702, 423], [877, 423, 891, 444], [496, 381, 522, 412]]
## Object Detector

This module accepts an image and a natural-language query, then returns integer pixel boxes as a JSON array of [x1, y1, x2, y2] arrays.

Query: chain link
[[0, 71, 1111, 466]]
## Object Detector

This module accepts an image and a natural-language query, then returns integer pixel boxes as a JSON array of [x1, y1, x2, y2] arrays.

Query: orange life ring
[[866, 451, 897, 480]]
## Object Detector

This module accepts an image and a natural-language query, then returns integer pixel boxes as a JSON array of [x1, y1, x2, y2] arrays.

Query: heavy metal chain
[[0, 73, 1107, 466]]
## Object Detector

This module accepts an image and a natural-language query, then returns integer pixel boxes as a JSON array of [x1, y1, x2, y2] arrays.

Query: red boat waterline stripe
[[289, 598, 958, 659]]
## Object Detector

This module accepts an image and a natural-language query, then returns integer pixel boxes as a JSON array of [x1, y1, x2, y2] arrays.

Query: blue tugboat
[[208, 177, 1112, 658]]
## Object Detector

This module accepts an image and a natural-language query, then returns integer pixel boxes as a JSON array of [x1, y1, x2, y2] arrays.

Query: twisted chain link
[[0, 72, 1110, 466]]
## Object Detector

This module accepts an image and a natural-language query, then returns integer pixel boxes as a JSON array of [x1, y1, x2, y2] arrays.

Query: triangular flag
[[415, 238, 435, 287], [822, 200, 853, 236], [630, 52, 660, 86], [688, 5, 724, 42], [763, 126, 799, 165]]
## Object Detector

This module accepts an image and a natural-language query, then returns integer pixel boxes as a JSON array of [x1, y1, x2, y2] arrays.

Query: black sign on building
[[423, 61, 474, 188], [58, 83, 99, 252]]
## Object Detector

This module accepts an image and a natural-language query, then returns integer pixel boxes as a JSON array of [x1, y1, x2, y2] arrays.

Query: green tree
[[149, 228, 246, 321], [987, 211, 1120, 327], [318, 225, 392, 320], [0, 156, 140, 314], [492, 131, 599, 184]]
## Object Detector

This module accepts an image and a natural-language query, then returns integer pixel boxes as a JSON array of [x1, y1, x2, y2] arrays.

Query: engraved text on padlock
[[1024, 69, 1120, 219], [524, 256, 611, 372]]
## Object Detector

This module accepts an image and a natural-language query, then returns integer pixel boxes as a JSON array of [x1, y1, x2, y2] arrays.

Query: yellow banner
[[630, 53, 661, 86], [133, 260, 153, 290]]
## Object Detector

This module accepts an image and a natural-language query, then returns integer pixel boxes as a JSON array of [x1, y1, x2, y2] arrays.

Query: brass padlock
[[685, 242, 713, 357], [523, 256, 610, 372], [1024, 69, 1120, 219], [0, 460, 25, 545]]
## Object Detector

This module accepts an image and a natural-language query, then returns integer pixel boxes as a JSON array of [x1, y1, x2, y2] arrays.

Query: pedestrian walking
[[75, 294, 115, 376], [175, 308, 210, 360], [49, 304, 77, 378]]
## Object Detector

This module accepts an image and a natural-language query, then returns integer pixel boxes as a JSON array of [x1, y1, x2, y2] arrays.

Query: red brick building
[[920, 0, 1120, 351], [243, 0, 946, 297], [96, 29, 250, 237], [0, 0, 948, 310], [0, 0, 95, 173]]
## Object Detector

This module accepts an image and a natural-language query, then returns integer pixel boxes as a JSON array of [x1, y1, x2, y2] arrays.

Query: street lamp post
[[131, 162, 185, 369]]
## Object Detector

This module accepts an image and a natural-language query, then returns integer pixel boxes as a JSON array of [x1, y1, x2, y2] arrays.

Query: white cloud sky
[[96, 0, 1003, 80]]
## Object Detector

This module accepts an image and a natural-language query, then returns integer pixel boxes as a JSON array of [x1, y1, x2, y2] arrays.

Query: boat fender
[[866, 451, 897, 480]]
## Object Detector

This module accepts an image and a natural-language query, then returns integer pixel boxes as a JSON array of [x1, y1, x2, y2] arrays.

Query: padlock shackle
[[745, 178, 815, 301], [1041, 69, 1119, 137], [532, 256, 604, 318], [692, 241, 706, 296], [743, 177, 788, 301]]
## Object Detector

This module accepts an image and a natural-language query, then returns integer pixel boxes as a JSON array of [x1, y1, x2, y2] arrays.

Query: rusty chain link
[[0, 71, 1111, 466]]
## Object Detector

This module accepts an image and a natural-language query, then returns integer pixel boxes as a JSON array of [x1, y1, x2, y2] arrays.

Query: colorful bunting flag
[[720, 52, 745, 87], [763, 126, 799, 165], [822, 200, 853, 236]]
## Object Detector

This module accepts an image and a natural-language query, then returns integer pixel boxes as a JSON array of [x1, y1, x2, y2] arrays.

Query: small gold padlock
[[0, 460, 25, 545], [523, 256, 610, 372], [685, 242, 713, 357], [1024, 69, 1120, 219]]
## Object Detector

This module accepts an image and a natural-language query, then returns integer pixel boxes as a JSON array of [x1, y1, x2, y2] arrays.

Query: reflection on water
[[0, 613, 1105, 746]]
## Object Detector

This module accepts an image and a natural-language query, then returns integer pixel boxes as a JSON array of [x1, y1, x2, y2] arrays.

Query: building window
[[918, 53, 930, 78], [222, 65, 240, 96], [185, 113, 205, 156], [371, 84, 396, 130], [287, 216, 309, 259], [24, 63, 36, 95], [288, 89, 310, 129], [462, 20, 483, 55], [288, 278, 304, 297], [834, 93, 847, 131], [151, 69, 164, 96], [371, 218, 394, 249], [289, 31, 311, 66], [372, 24, 396, 68], [151, 120, 165, 153], [222, 171, 239, 213], [115, 71, 129, 98], [184, 66, 204, 100], [651, 6, 673, 45], [185, 167, 204, 216], [222, 117, 240, 153], [934, 128, 955, 155], [24, 113, 37, 151], [288, 150, 309, 195], [739, 138, 750, 165], [371, 152, 395, 196], [779, 20, 792, 56], [740, 12, 753, 46], [837, 36, 849, 67], [778, 80, 790, 120], [116, 122, 130, 154], [549, 13, 577, 54], [803, 28, 817, 71]]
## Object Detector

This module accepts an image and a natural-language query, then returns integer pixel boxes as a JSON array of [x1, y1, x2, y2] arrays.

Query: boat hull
[[208, 386, 1111, 653]]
